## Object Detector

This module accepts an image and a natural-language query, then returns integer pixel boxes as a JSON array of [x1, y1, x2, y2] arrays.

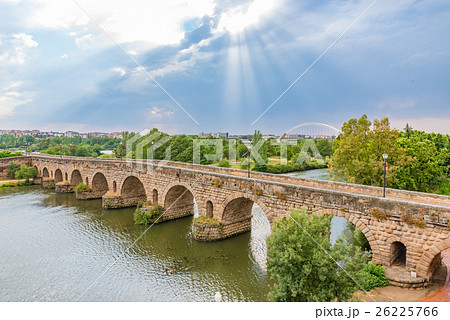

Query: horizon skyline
[[1, 0, 449, 135]]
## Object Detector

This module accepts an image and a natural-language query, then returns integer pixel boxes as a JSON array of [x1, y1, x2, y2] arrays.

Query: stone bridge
[[2, 154, 450, 286]]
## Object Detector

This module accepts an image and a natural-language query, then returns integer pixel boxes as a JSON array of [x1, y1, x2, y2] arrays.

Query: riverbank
[[0, 179, 27, 188]]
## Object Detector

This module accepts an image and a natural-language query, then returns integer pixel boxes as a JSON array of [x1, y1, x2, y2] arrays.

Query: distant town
[[0, 129, 335, 142]]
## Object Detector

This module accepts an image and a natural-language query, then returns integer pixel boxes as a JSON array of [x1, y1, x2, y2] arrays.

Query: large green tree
[[329, 115, 406, 187], [266, 209, 369, 302]]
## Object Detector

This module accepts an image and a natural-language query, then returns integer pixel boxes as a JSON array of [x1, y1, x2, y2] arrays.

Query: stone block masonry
[[6, 154, 449, 286]]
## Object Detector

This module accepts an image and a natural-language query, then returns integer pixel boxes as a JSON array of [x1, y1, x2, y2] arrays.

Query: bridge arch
[[121, 176, 147, 206], [91, 172, 109, 196], [54, 169, 63, 182], [162, 182, 196, 219], [332, 209, 380, 263], [220, 192, 270, 222], [417, 239, 450, 279], [70, 170, 82, 186], [42, 167, 49, 178]]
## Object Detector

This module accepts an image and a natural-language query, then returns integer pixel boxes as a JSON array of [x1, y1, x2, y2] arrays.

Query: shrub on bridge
[[75, 183, 90, 193], [134, 204, 164, 225], [193, 216, 222, 227]]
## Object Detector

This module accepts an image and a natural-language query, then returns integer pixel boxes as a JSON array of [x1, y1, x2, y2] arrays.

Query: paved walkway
[[419, 250, 450, 302]]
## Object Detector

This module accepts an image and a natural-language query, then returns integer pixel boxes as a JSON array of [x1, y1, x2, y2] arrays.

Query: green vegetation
[[5, 162, 37, 183], [0, 151, 22, 158], [193, 216, 222, 226], [266, 208, 372, 302], [218, 158, 231, 168], [329, 115, 450, 194], [358, 263, 389, 291], [0, 134, 121, 157], [134, 203, 164, 225], [341, 221, 371, 254], [74, 183, 90, 193], [14, 165, 37, 181]]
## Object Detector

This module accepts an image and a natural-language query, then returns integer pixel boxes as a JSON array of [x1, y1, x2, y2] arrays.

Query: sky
[[0, 0, 449, 135]]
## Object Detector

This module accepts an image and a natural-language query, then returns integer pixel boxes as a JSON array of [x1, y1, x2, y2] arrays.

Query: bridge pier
[[193, 216, 251, 241], [76, 190, 104, 200], [102, 195, 147, 209], [55, 181, 74, 193], [41, 178, 55, 189]]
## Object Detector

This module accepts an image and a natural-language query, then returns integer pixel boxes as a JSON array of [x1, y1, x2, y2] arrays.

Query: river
[[0, 186, 269, 302], [0, 168, 347, 302]]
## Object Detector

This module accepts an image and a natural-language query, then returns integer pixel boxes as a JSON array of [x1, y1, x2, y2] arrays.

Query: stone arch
[[70, 170, 82, 186], [85, 177, 89, 186], [220, 192, 270, 221], [152, 189, 158, 204], [121, 176, 147, 206], [162, 182, 196, 220], [113, 181, 117, 193], [42, 167, 49, 177], [65, 172, 68, 181], [391, 241, 407, 267], [33, 166, 38, 176], [219, 193, 271, 238], [91, 172, 109, 197], [417, 239, 450, 279], [54, 169, 63, 182], [332, 210, 381, 263], [206, 200, 213, 218]]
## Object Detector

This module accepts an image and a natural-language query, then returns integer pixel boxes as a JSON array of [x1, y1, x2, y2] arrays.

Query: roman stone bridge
[[2, 154, 450, 286]]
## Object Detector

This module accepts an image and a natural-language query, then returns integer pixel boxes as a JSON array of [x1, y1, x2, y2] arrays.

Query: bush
[[358, 263, 389, 291], [75, 183, 90, 193], [218, 158, 231, 168], [134, 204, 164, 225], [193, 216, 222, 227], [0, 151, 22, 158], [14, 165, 37, 181]]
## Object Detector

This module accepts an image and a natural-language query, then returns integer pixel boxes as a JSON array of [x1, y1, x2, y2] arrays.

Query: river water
[[0, 169, 347, 302]]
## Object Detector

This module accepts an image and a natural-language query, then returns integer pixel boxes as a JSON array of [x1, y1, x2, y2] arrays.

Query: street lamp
[[382, 154, 388, 198]]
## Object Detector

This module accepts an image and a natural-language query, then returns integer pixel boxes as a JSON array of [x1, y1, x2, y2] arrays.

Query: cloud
[[75, 33, 93, 49], [0, 33, 38, 65], [375, 96, 416, 110], [111, 67, 126, 76], [0, 82, 32, 118], [61, 54, 68, 59], [149, 106, 174, 119], [216, 0, 279, 34], [28, 0, 216, 49]]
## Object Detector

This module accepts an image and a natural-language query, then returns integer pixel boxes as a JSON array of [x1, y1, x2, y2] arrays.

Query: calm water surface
[[0, 186, 270, 302]]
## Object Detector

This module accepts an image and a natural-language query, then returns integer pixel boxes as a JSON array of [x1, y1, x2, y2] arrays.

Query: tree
[[266, 208, 369, 302], [329, 115, 408, 187]]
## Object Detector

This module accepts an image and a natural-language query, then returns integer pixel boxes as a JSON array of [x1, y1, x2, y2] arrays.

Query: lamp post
[[243, 150, 250, 178], [382, 154, 388, 198]]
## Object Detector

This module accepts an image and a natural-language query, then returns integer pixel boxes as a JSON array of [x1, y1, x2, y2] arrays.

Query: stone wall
[[10, 154, 450, 285], [0, 156, 31, 177]]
